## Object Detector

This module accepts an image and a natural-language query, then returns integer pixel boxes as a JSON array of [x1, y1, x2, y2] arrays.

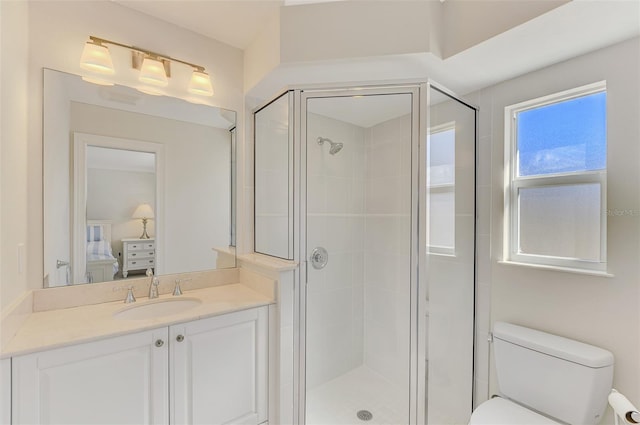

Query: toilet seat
[[469, 397, 561, 424]]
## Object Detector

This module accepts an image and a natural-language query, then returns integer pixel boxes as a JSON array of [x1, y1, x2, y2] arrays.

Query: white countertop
[[2, 283, 274, 359]]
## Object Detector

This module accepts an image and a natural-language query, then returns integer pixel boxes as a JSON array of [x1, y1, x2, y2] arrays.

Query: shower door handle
[[310, 247, 329, 270]]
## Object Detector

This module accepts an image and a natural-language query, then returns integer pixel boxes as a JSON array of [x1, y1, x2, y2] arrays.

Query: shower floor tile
[[306, 366, 407, 425]]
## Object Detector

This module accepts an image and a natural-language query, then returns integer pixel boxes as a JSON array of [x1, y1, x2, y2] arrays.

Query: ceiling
[[113, 0, 350, 49], [113, 0, 640, 106]]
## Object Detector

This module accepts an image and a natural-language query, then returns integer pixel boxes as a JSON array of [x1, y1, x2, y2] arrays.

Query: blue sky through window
[[517, 91, 606, 176]]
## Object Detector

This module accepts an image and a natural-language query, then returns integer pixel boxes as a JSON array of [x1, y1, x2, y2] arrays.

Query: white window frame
[[427, 121, 456, 256], [503, 81, 607, 273]]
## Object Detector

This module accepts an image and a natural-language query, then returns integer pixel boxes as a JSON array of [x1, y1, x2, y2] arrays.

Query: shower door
[[299, 87, 421, 425]]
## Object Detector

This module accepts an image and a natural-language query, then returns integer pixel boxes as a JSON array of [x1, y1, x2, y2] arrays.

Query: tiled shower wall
[[306, 111, 412, 392], [306, 113, 367, 388], [362, 114, 412, 389]]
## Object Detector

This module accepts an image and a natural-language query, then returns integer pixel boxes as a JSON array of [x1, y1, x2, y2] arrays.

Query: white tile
[[351, 251, 364, 286], [306, 215, 327, 248], [366, 143, 402, 179], [351, 318, 364, 368], [324, 252, 353, 291], [326, 176, 350, 213], [364, 216, 410, 255], [306, 366, 408, 425], [307, 174, 327, 214], [309, 288, 352, 331], [325, 216, 355, 253], [348, 178, 366, 214], [352, 285, 364, 321], [365, 176, 403, 214]]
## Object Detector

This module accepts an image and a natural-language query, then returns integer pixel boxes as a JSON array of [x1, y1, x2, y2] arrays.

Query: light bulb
[[139, 57, 168, 87], [188, 70, 214, 96], [80, 41, 114, 74]]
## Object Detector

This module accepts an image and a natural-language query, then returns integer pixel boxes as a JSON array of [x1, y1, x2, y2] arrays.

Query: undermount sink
[[114, 297, 202, 320]]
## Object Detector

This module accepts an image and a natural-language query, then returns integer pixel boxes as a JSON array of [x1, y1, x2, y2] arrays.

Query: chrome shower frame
[[268, 80, 480, 425], [296, 83, 424, 424]]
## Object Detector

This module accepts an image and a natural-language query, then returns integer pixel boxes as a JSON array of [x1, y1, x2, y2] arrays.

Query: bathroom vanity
[[2, 269, 276, 425], [12, 306, 267, 424]]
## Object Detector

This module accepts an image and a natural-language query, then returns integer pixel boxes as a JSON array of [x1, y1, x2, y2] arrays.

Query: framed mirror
[[43, 69, 236, 287]]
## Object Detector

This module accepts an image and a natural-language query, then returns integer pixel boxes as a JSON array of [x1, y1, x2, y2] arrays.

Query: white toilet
[[470, 322, 614, 425]]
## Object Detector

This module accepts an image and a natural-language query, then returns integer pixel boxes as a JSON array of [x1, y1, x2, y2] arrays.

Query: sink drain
[[357, 410, 373, 421]]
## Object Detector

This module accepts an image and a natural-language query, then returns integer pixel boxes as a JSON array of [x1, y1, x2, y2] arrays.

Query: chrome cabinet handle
[[176, 335, 185, 342], [155, 339, 164, 347]]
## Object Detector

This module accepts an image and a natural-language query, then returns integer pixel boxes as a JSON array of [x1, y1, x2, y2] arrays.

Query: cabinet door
[[171, 307, 268, 425], [12, 328, 169, 425]]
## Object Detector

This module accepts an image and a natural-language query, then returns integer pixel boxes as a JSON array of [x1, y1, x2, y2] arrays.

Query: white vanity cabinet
[[171, 306, 268, 425], [12, 327, 170, 424], [11, 306, 268, 425]]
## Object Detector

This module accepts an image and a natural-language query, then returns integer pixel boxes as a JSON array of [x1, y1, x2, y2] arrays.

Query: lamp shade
[[188, 70, 214, 96], [80, 41, 114, 74], [132, 203, 155, 219], [139, 57, 168, 87]]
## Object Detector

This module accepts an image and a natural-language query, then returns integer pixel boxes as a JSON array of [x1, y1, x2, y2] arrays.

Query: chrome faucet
[[147, 268, 160, 299]]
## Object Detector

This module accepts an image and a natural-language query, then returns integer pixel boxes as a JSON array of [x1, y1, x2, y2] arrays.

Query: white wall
[[0, 0, 245, 308], [472, 37, 640, 419], [69, 102, 231, 276], [280, 2, 433, 64], [0, 1, 29, 310]]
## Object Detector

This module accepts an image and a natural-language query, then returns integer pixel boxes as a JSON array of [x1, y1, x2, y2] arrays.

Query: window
[[428, 122, 455, 255], [504, 82, 607, 272]]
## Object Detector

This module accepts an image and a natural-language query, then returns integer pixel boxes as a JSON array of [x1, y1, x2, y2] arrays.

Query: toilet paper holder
[[609, 389, 640, 425]]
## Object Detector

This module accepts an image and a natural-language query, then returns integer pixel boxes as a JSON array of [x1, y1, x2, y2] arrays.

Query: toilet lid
[[469, 397, 561, 424]]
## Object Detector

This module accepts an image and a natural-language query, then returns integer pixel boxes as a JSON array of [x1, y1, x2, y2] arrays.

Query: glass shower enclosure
[[254, 83, 476, 425]]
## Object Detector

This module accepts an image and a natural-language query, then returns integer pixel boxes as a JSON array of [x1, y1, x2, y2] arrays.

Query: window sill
[[497, 260, 614, 278]]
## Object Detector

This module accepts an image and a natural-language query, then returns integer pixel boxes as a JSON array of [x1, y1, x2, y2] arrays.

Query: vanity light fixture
[[80, 38, 115, 74], [138, 56, 169, 87], [188, 70, 214, 96], [132, 203, 155, 239], [79, 36, 214, 96]]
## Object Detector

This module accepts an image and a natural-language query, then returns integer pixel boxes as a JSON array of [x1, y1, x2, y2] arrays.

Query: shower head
[[317, 137, 344, 155]]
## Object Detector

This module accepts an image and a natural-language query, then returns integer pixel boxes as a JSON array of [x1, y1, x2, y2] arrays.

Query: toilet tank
[[493, 322, 614, 425]]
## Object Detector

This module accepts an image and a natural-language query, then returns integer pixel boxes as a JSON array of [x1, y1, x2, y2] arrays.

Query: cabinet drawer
[[127, 258, 154, 269], [127, 250, 155, 260], [127, 242, 155, 251]]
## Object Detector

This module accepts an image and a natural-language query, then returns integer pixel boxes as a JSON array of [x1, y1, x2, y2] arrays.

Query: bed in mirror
[[43, 69, 237, 287]]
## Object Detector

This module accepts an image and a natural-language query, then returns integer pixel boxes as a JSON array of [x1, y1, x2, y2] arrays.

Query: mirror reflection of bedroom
[[85, 146, 156, 284], [43, 69, 236, 288]]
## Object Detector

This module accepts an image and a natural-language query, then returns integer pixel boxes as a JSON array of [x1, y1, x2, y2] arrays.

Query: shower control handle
[[310, 247, 329, 270]]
